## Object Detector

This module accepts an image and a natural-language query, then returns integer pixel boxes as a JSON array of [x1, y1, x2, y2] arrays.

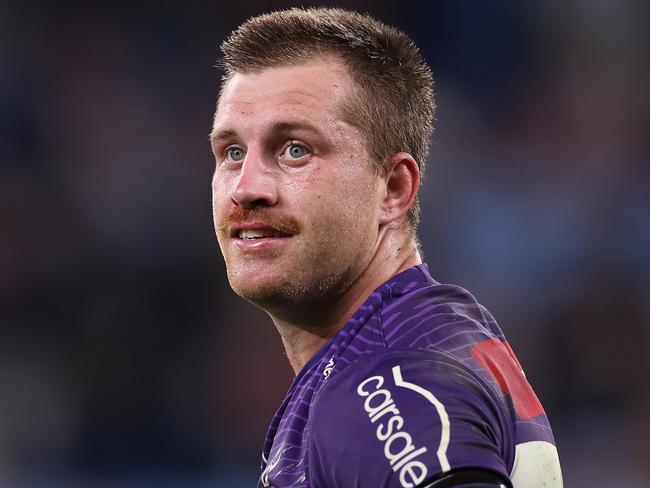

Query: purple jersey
[[260, 264, 562, 487]]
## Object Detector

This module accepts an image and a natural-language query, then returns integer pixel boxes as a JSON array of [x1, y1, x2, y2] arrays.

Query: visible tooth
[[239, 229, 271, 239]]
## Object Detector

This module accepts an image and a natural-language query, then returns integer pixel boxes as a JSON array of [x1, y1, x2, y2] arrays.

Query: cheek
[[210, 170, 219, 199], [211, 172, 230, 210], [211, 173, 233, 242], [309, 175, 378, 234], [336, 171, 379, 215]]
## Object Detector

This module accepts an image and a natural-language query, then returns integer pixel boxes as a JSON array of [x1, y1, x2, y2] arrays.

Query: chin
[[228, 269, 287, 304], [230, 263, 351, 314], [232, 284, 300, 314]]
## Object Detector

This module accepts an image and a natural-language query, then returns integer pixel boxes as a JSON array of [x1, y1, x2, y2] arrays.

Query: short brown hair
[[218, 7, 435, 227]]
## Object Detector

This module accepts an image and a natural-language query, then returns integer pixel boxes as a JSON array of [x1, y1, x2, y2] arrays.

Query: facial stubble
[[233, 215, 361, 305]]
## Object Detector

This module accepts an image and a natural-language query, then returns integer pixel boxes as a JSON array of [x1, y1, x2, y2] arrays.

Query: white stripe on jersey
[[392, 365, 451, 473]]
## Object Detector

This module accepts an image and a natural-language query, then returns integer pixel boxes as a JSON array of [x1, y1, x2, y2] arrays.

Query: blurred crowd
[[1, 1, 648, 486]]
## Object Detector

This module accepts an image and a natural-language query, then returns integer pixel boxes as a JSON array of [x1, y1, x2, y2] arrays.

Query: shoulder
[[379, 277, 504, 353], [307, 349, 514, 488]]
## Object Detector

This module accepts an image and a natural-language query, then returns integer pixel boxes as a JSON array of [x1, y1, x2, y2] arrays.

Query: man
[[210, 8, 562, 488]]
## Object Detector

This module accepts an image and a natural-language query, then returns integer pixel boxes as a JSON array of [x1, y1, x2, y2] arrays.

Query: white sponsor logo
[[260, 443, 306, 487], [323, 356, 335, 378], [357, 365, 451, 488], [260, 447, 278, 487]]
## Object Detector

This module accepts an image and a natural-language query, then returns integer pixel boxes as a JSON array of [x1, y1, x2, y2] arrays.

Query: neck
[[270, 230, 422, 374]]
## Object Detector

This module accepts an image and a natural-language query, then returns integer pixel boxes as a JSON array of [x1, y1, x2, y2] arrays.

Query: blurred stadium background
[[1, 0, 648, 486]]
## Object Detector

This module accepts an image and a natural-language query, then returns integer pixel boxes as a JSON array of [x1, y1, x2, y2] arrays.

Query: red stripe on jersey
[[470, 338, 545, 420]]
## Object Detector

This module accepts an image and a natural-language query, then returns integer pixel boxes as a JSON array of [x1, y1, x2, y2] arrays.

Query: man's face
[[211, 59, 383, 311]]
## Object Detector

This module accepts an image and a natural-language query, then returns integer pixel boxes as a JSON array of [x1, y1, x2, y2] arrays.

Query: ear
[[378, 152, 420, 225]]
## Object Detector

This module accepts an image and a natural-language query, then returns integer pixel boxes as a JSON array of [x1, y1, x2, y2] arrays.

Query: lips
[[228, 223, 294, 252], [230, 224, 293, 240], [219, 205, 300, 241], [237, 228, 286, 239]]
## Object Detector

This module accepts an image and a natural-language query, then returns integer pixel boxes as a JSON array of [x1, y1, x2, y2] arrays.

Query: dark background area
[[1, 1, 648, 486]]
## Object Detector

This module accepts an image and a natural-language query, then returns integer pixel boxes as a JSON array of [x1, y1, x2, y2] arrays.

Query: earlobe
[[379, 152, 420, 225]]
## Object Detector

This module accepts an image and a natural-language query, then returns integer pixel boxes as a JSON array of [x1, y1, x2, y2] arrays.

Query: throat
[[271, 311, 345, 375]]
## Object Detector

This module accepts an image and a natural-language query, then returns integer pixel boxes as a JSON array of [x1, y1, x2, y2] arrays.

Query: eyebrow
[[208, 128, 237, 143], [209, 120, 327, 144]]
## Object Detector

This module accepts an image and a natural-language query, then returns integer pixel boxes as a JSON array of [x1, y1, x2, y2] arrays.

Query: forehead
[[213, 59, 354, 130]]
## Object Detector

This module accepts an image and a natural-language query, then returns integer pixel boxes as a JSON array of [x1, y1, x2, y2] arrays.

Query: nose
[[231, 152, 278, 208]]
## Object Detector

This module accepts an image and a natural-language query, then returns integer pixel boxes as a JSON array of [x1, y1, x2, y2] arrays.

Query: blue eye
[[227, 147, 245, 162], [288, 144, 307, 159]]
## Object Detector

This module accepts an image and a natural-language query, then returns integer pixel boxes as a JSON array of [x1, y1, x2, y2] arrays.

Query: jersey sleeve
[[308, 350, 514, 488]]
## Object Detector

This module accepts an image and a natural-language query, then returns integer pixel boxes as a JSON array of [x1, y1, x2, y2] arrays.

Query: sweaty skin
[[211, 58, 421, 373]]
